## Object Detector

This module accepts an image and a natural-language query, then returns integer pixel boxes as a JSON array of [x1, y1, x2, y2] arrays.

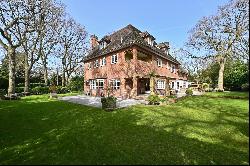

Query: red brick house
[[83, 24, 188, 99]]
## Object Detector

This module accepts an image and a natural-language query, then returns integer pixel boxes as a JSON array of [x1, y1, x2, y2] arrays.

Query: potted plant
[[147, 94, 160, 105], [49, 85, 58, 99]]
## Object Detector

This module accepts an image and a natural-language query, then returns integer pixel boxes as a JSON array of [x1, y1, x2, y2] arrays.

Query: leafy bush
[[241, 83, 249, 91], [15, 87, 25, 93], [0, 89, 6, 99], [56, 86, 69, 94], [31, 86, 49, 95], [17, 83, 46, 88], [101, 96, 117, 110], [147, 94, 160, 105], [67, 76, 83, 92], [185, 88, 193, 96]]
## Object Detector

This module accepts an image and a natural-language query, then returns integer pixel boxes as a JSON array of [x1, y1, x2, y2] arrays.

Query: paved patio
[[58, 95, 146, 108]]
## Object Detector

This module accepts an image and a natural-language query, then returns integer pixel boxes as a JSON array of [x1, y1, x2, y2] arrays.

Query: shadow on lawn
[[0, 97, 249, 165]]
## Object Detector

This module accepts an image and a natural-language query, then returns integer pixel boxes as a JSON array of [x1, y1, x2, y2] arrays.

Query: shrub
[[185, 88, 193, 96], [0, 89, 6, 99], [15, 87, 25, 93], [241, 83, 249, 91], [101, 96, 117, 110], [49, 85, 57, 93], [147, 94, 160, 105], [56, 86, 69, 94], [31, 86, 49, 95], [67, 76, 83, 92]]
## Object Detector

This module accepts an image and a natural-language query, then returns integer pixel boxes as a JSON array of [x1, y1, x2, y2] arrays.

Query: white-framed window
[[177, 82, 180, 89], [166, 62, 170, 69], [157, 58, 162, 67], [111, 54, 118, 64], [183, 81, 186, 88], [88, 62, 92, 70], [94, 59, 99, 68], [171, 64, 175, 73], [100, 42, 107, 49], [171, 82, 175, 88], [100, 57, 106, 66], [97, 79, 104, 89], [157, 80, 165, 90], [90, 80, 97, 89], [147, 37, 153, 46], [110, 79, 120, 89]]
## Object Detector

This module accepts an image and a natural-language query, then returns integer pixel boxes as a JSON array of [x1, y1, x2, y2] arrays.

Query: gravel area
[[58, 95, 146, 108]]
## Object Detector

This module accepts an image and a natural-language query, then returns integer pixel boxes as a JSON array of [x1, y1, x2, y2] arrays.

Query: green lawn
[[0, 92, 249, 164], [203, 91, 249, 98]]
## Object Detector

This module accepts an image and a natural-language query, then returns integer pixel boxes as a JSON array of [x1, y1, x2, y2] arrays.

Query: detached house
[[83, 24, 188, 99]]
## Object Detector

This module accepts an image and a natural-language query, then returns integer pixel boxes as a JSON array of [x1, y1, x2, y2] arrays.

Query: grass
[[0, 92, 249, 164], [203, 91, 249, 99]]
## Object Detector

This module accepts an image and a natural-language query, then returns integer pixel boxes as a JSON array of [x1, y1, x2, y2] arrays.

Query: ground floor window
[[90, 79, 105, 89], [177, 82, 180, 89], [110, 79, 120, 90], [157, 80, 165, 90], [90, 80, 97, 89], [171, 82, 175, 89], [97, 79, 104, 89]]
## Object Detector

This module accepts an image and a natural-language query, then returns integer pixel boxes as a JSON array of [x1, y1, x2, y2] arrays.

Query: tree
[[19, 0, 65, 93], [186, 0, 249, 91], [0, 0, 33, 95], [58, 17, 88, 87], [40, 1, 65, 86]]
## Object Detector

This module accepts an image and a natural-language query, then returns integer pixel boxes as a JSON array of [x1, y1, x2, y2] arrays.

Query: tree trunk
[[24, 55, 30, 93], [7, 47, 16, 96], [43, 66, 48, 86], [62, 70, 66, 87], [218, 57, 226, 91], [56, 68, 59, 86]]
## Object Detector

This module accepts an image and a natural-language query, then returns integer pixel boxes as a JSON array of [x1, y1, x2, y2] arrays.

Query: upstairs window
[[111, 54, 118, 64], [157, 80, 165, 90], [94, 59, 99, 68], [171, 64, 175, 73], [88, 62, 92, 70], [100, 57, 106, 66], [166, 62, 170, 70], [157, 58, 162, 67]]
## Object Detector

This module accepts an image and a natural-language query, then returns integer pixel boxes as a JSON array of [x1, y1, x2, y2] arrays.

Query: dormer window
[[157, 58, 162, 67], [100, 42, 107, 49]]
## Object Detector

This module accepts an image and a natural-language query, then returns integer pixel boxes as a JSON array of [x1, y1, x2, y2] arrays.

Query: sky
[[61, 0, 230, 49]]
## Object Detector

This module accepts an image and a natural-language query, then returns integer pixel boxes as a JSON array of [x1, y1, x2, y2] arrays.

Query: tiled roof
[[84, 24, 180, 64]]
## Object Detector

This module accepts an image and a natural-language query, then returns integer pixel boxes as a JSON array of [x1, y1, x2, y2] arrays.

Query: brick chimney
[[90, 34, 99, 49]]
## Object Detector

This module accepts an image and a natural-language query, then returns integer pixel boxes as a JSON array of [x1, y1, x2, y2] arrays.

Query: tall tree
[[186, 0, 249, 91], [40, 1, 65, 86], [58, 17, 88, 87], [0, 0, 33, 95], [19, 0, 65, 93]]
